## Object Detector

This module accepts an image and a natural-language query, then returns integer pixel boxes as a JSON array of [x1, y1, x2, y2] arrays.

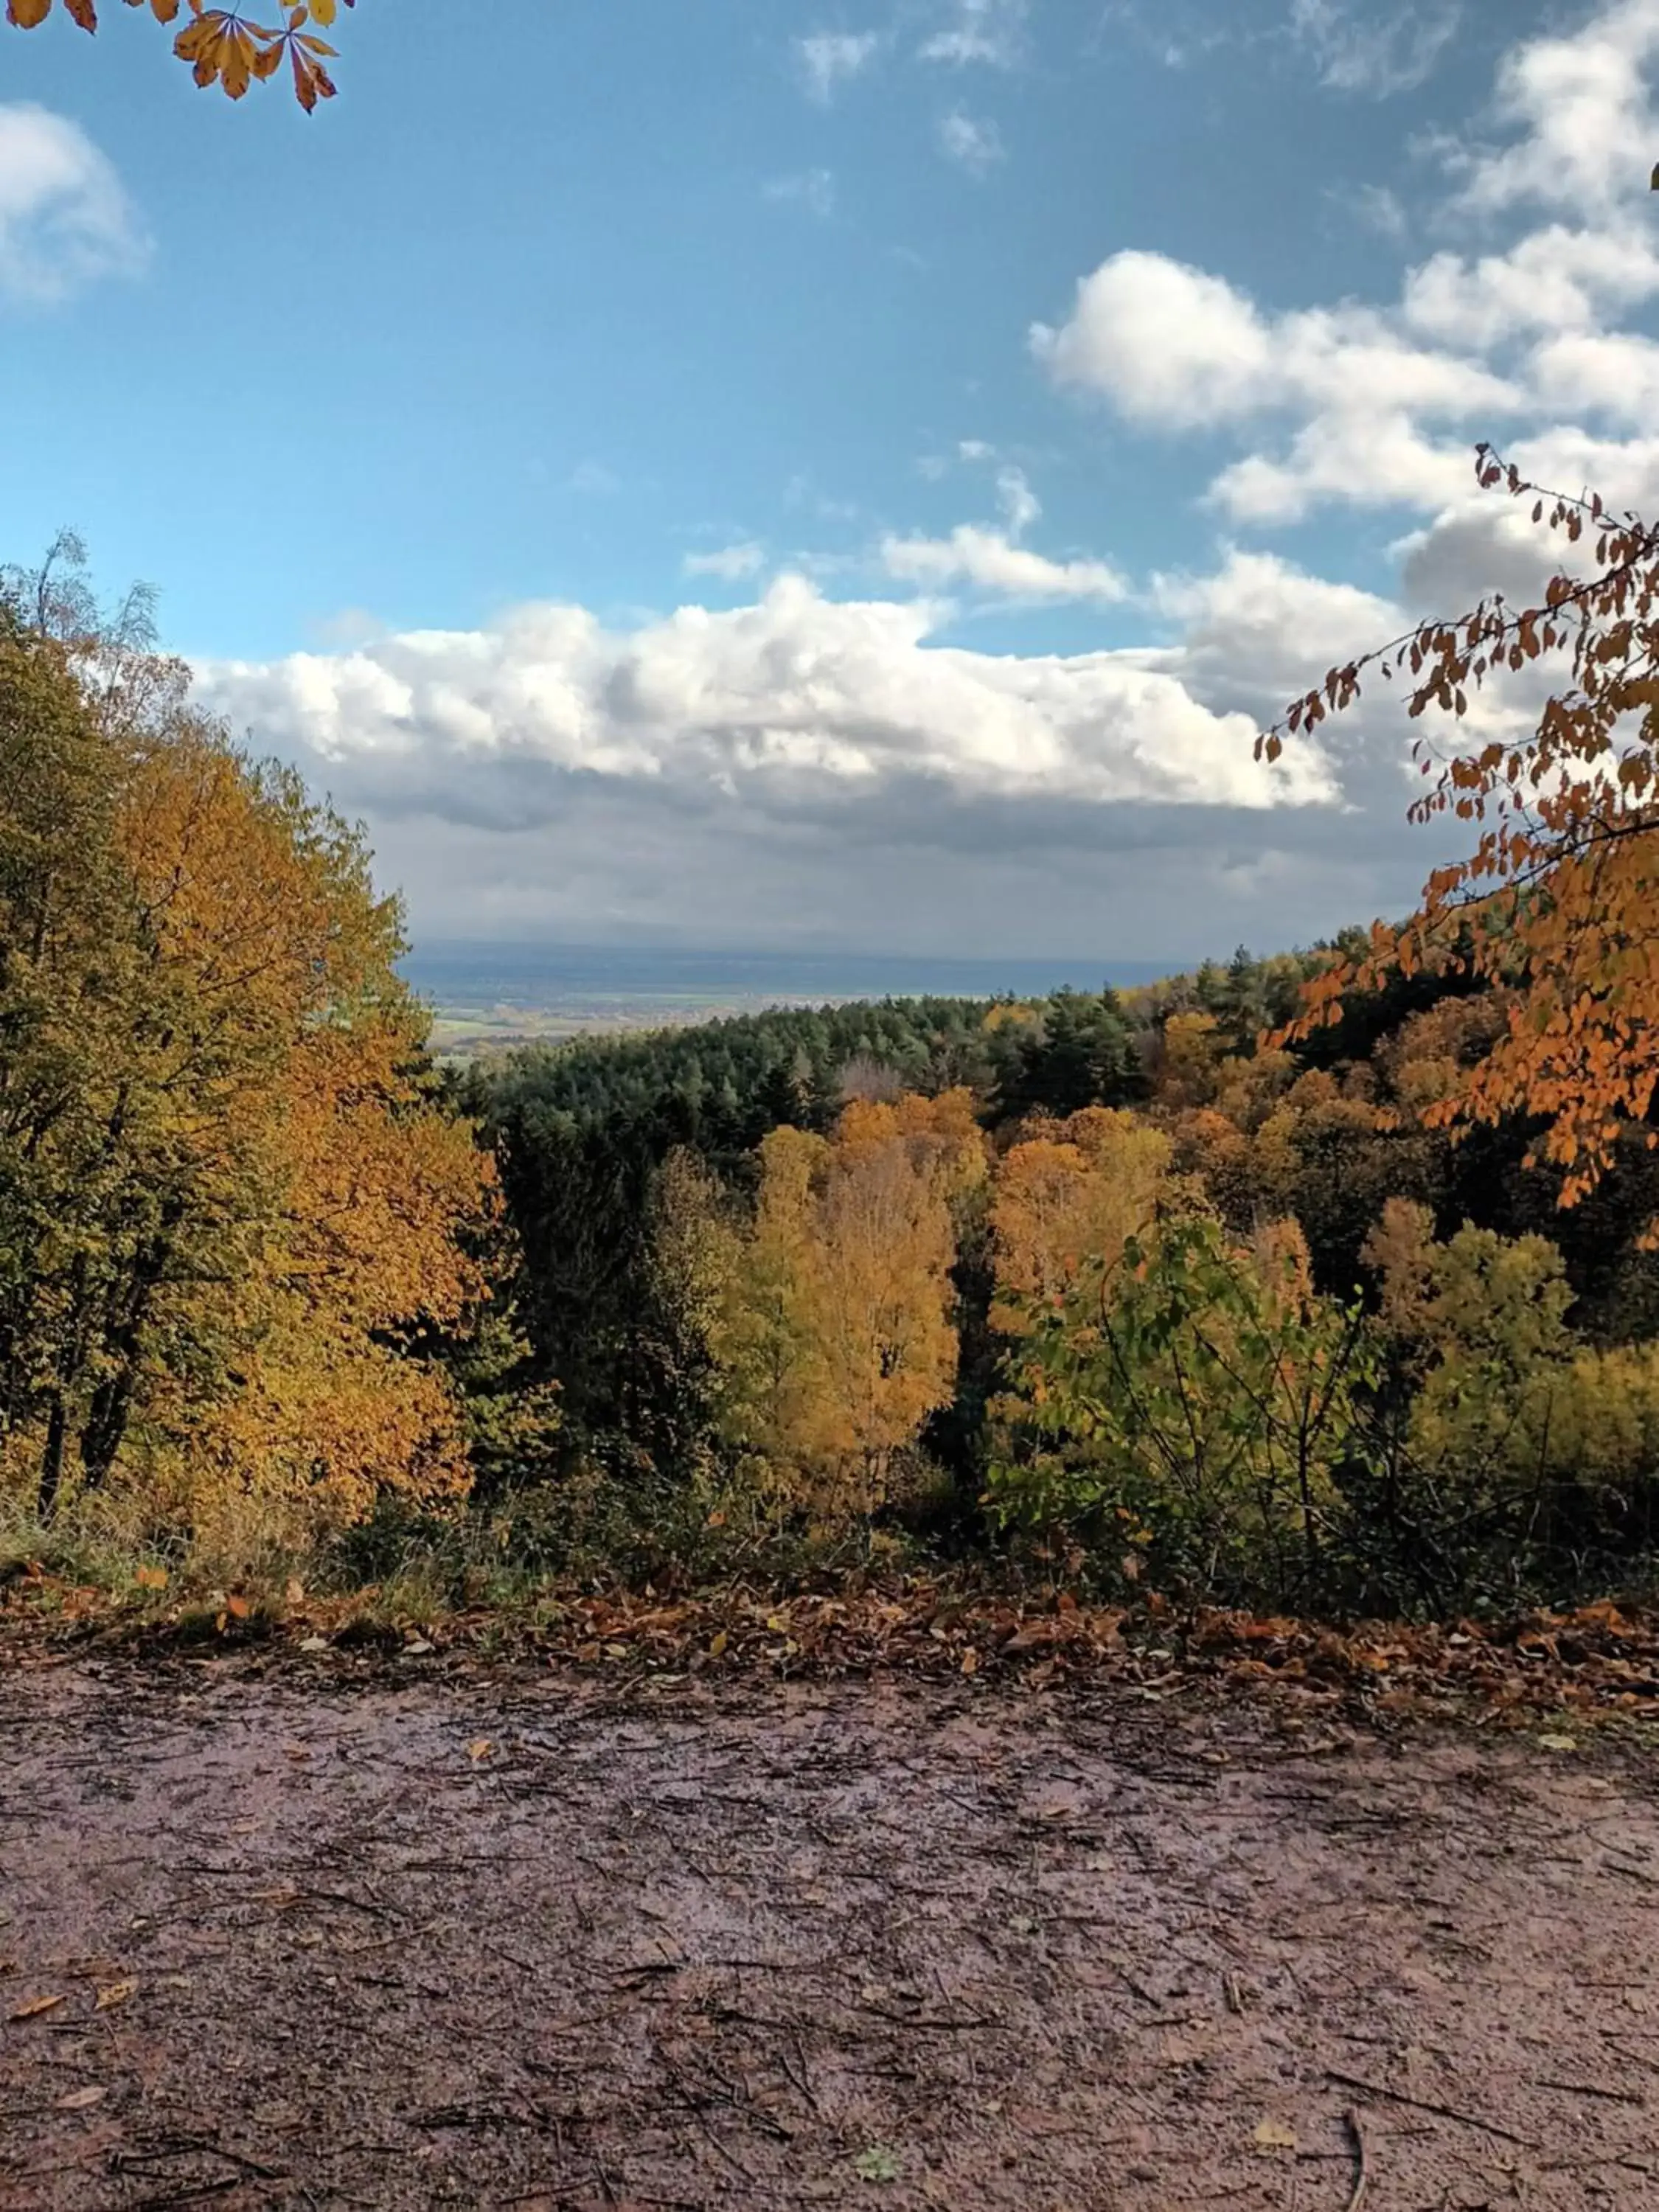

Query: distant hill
[[403, 939, 1175, 1056]]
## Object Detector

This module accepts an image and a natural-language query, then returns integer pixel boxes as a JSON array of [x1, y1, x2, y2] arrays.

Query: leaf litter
[[12, 1568, 1659, 1734], [2, 1662, 1659, 2208]]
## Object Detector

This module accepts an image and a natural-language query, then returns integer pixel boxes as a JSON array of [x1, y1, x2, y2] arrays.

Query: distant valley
[[403, 939, 1177, 1057]]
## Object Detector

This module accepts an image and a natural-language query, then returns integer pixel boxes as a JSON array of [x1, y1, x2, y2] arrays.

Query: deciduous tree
[[1264, 450, 1659, 1228], [989, 1107, 1171, 1336], [0, 611, 496, 1534], [717, 1093, 985, 1525]]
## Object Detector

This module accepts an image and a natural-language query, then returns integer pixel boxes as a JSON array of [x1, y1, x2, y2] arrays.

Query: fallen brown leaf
[[9, 1992, 67, 2021]]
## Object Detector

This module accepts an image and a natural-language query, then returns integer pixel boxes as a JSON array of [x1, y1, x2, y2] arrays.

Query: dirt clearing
[[2, 1662, 1658, 2209]]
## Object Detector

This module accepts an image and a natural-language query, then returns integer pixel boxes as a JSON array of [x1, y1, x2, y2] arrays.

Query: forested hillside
[[454, 928, 1659, 1614], [10, 451, 1659, 1632]]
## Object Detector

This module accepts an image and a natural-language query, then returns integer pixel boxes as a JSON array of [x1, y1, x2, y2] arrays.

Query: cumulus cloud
[[937, 110, 1005, 173], [1032, 251, 1514, 521], [1531, 329, 1659, 425], [0, 104, 147, 306], [1032, 252, 1513, 437], [1402, 226, 1659, 350], [797, 30, 880, 102], [880, 526, 1128, 603], [1208, 414, 1477, 526], [1034, 0, 1659, 535], [1144, 550, 1404, 724], [1450, 0, 1659, 218], [196, 575, 1335, 828], [879, 463, 1128, 603], [1391, 415, 1659, 619], [191, 565, 1457, 956]]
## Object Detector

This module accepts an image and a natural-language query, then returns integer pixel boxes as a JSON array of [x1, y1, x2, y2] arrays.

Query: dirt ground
[[3, 1661, 1659, 2210]]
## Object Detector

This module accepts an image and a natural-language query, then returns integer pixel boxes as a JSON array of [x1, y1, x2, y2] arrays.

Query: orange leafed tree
[[114, 717, 495, 1532], [0, 607, 496, 1534], [6, 0, 353, 110], [1263, 447, 1659, 1223]]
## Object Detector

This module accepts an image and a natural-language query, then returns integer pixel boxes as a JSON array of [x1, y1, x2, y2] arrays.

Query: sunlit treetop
[[5, 0, 353, 111]]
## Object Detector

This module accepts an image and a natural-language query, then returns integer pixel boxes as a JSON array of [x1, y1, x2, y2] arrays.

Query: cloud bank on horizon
[[13, 0, 1659, 959]]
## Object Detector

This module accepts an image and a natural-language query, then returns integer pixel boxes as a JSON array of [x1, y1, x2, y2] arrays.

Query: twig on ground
[[1343, 2107, 1369, 2212], [1324, 2070, 1536, 2149], [1532, 2076, 1644, 2105]]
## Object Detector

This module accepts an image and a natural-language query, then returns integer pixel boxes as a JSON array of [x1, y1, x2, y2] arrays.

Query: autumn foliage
[[0, 605, 496, 1545], [714, 1092, 986, 1527], [5, 0, 353, 109], [1263, 449, 1659, 1225]]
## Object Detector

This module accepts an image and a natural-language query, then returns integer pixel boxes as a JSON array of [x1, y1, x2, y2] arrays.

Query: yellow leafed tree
[[990, 1107, 1172, 1338], [717, 1091, 985, 1525], [0, 614, 496, 1536]]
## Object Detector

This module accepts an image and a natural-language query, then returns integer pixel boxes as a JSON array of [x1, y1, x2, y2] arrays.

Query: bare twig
[[1532, 2075, 1644, 2106], [1324, 2070, 1536, 2149], [1343, 2107, 1370, 2212]]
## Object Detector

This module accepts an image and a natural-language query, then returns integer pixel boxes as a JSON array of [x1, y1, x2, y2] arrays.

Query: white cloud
[[0, 104, 147, 306], [1530, 328, 1659, 424], [797, 30, 880, 102], [1034, 253, 1513, 434], [194, 566, 1464, 959], [1034, 254, 1274, 428], [1402, 226, 1659, 349], [764, 168, 836, 217], [1290, 0, 1461, 97], [1391, 419, 1659, 616], [995, 465, 1039, 535], [1032, 3, 1659, 536], [938, 110, 1006, 174], [880, 459, 1127, 602], [1144, 549, 1404, 720], [920, 0, 1026, 68], [1032, 251, 1515, 520], [1208, 414, 1477, 526], [684, 542, 768, 581], [881, 525, 1129, 603], [196, 575, 1330, 824], [959, 438, 995, 461], [1452, 0, 1659, 218]]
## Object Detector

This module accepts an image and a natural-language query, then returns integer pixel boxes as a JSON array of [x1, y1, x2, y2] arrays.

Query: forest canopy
[[12, 455, 1659, 1630]]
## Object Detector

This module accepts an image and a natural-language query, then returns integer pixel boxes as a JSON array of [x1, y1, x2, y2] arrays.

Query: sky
[[5, 0, 1659, 962]]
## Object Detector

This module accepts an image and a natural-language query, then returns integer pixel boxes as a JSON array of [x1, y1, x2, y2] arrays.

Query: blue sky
[[5, 0, 1659, 960]]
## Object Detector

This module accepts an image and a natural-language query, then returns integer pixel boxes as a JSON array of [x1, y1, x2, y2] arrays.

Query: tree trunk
[[37, 1392, 67, 1521], [77, 1208, 180, 1491]]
